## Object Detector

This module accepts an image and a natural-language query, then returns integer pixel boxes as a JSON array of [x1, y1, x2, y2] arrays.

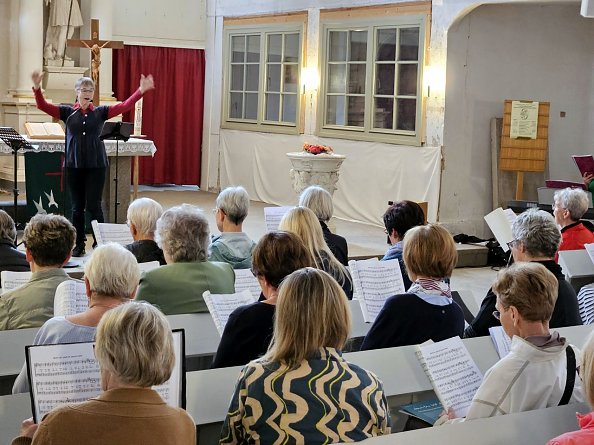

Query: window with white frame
[[223, 25, 302, 132], [319, 16, 426, 145]]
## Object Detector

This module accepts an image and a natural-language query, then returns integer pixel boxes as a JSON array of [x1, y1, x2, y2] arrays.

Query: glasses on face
[[506, 239, 519, 250], [383, 228, 389, 235], [492, 310, 501, 320], [79, 88, 95, 94]]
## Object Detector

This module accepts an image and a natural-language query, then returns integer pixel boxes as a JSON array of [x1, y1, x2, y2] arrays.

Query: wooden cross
[[67, 19, 124, 105]]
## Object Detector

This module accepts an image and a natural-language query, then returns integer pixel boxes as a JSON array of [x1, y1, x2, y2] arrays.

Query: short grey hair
[[554, 188, 590, 221], [156, 204, 209, 262], [0, 210, 17, 242], [512, 209, 561, 258], [84, 243, 140, 299], [127, 198, 163, 238], [216, 186, 250, 225], [74, 77, 94, 91], [299, 185, 333, 222]]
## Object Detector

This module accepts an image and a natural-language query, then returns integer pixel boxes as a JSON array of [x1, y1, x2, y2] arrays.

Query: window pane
[[374, 97, 394, 129], [399, 28, 419, 61], [326, 96, 346, 126], [265, 93, 280, 121], [328, 64, 346, 94], [231, 36, 245, 63], [231, 65, 244, 91], [349, 31, 367, 62], [396, 98, 416, 131], [246, 64, 259, 91], [348, 64, 366, 94], [267, 64, 281, 92], [398, 64, 418, 95], [247, 35, 260, 62], [375, 64, 395, 95], [283, 64, 298, 93], [282, 94, 297, 123], [267, 34, 282, 63], [376, 28, 396, 61], [347, 96, 365, 127], [284, 33, 299, 63], [245, 93, 258, 119], [229, 92, 243, 118], [329, 31, 348, 62]]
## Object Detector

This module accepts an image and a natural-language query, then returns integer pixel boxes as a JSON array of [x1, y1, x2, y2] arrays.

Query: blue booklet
[[399, 399, 444, 426]]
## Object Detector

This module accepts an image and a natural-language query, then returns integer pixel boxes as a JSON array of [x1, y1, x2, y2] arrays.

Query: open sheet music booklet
[[203, 290, 258, 335], [416, 336, 483, 418], [484, 208, 514, 253], [263, 206, 294, 232], [26, 330, 185, 422], [54, 280, 87, 316], [25, 122, 65, 140], [233, 268, 262, 299], [1, 271, 32, 294], [348, 258, 405, 323], [91, 220, 134, 246], [489, 326, 512, 359]]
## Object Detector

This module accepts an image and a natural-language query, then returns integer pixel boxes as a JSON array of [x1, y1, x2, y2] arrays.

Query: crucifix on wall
[[67, 19, 124, 105]]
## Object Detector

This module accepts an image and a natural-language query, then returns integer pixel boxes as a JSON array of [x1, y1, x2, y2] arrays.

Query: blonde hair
[[403, 224, 457, 279], [492, 262, 558, 322], [581, 331, 594, 408], [263, 268, 350, 369], [95, 301, 174, 387], [84, 243, 140, 299], [279, 207, 349, 285], [127, 198, 163, 238]]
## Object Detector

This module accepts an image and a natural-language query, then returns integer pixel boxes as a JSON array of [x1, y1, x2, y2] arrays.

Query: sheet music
[[503, 208, 517, 226], [203, 290, 258, 335], [54, 280, 87, 316], [1, 270, 32, 294], [138, 261, 160, 273], [418, 336, 483, 418], [484, 208, 514, 253], [264, 206, 294, 232], [233, 268, 261, 299], [91, 220, 134, 245], [348, 258, 405, 323], [489, 326, 512, 359], [27, 331, 185, 422]]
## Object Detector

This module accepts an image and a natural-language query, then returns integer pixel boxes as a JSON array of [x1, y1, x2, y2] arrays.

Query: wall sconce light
[[302, 67, 319, 94], [423, 65, 446, 98]]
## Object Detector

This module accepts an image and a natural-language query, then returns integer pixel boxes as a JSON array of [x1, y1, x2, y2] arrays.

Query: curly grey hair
[[156, 204, 209, 262], [215, 186, 250, 225], [554, 188, 590, 221], [512, 209, 560, 259], [298, 185, 333, 223], [0, 210, 17, 242]]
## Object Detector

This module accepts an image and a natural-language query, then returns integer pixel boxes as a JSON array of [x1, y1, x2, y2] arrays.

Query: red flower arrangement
[[303, 143, 333, 155]]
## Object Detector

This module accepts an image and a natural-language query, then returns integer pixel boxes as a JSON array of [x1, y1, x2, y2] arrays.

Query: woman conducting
[[31, 70, 155, 256]]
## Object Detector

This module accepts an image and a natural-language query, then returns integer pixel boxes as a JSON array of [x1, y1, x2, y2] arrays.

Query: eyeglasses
[[506, 239, 519, 250], [79, 88, 95, 94], [492, 310, 501, 320], [383, 228, 389, 235]]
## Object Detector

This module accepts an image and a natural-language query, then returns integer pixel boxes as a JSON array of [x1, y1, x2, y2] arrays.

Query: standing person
[[31, 70, 155, 257]]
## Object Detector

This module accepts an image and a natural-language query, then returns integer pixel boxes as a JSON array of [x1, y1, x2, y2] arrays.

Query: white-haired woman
[[0, 210, 29, 283], [12, 243, 140, 393], [135, 204, 235, 315], [125, 197, 166, 265], [209, 186, 256, 269], [299, 185, 348, 266], [11, 301, 195, 444], [553, 187, 594, 257]]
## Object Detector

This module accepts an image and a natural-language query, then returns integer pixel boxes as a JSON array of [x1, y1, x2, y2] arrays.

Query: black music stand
[[0, 128, 36, 227], [100, 122, 132, 223]]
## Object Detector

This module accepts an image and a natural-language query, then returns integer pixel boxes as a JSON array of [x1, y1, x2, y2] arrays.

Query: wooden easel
[[500, 100, 550, 200]]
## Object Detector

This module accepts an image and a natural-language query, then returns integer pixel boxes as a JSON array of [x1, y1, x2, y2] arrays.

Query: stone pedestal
[[43, 66, 89, 104], [286, 151, 346, 196]]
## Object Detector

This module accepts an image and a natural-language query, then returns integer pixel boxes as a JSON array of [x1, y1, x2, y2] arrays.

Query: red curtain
[[112, 45, 205, 184]]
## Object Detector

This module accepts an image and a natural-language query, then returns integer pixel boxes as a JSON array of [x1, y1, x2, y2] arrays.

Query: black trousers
[[66, 167, 106, 246]]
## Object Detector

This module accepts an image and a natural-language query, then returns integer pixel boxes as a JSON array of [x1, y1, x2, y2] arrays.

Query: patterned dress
[[220, 347, 390, 444]]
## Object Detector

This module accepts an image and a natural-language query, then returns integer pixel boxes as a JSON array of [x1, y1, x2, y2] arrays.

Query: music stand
[[0, 128, 36, 227], [100, 122, 132, 223]]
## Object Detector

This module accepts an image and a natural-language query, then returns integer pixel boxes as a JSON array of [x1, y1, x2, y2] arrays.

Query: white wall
[[440, 3, 594, 236], [0, 0, 13, 105]]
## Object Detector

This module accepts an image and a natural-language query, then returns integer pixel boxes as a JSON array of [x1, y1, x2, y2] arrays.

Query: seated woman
[[553, 187, 594, 257], [299, 185, 348, 266], [279, 206, 353, 299], [209, 186, 256, 269], [220, 268, 390, 444], [135, 204, 235, 315], [12, 243, 140, 393], [0, 210, 29, 284], [360, 224, 464, 351], [465, 209, 582, 338], [124, 197, 166, 265], [547, 331, 594, 444], [11, 301, 195, 444], [211, 231, 313, 368], [381, 200, 425, 289], [455, 262, 584, 421]]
